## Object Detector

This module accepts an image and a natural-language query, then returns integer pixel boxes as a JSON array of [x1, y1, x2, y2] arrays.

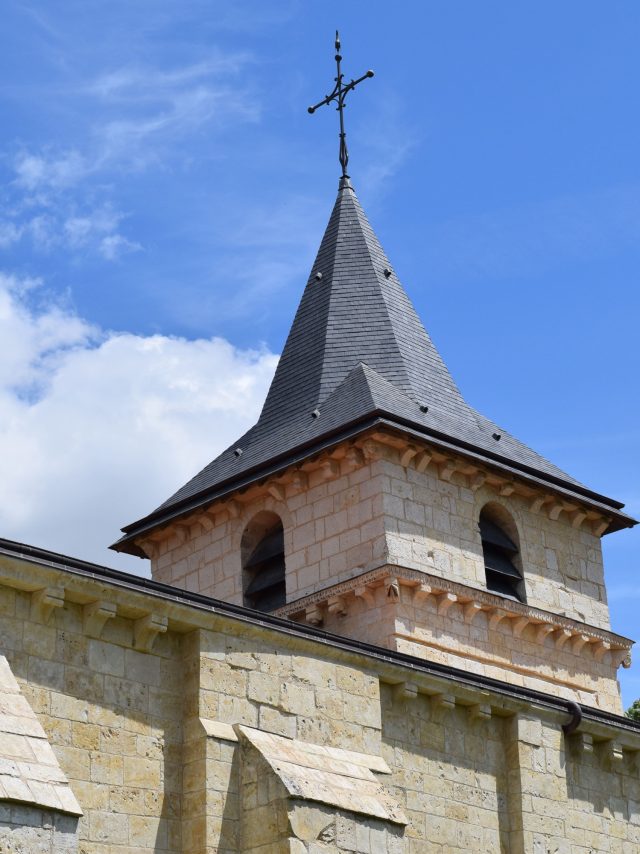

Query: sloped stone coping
[[0, 656, 82, 816], [236, 725, 407, 826]]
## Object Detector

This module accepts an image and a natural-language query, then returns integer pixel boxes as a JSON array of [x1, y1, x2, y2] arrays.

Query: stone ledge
[[275, 565, 633, 669]]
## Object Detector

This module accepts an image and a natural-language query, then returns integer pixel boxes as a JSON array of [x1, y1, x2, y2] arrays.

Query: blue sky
[[1, 0, 639, 705]]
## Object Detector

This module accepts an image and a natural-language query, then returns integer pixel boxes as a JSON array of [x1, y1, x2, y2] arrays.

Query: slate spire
[[258, 177, 468, 433]]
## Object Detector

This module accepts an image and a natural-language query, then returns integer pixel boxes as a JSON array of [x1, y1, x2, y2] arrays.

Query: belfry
[[1, 33, 639, 854]]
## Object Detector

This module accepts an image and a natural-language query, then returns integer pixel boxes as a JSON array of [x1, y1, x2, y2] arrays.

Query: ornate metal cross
[[308, 31, 374, 179]]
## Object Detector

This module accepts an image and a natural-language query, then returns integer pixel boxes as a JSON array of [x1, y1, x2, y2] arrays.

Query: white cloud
[[14, 149, 89, 191], [99, 233, 141, 260], [0, 220, 22, 248], [0, 272, 278, 574]]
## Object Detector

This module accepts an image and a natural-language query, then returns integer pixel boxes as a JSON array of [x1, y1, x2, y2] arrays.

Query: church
[[1, 36, 639, 854]]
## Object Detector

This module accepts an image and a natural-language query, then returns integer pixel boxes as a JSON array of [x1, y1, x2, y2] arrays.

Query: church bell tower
[[112, 36, 635, 716]]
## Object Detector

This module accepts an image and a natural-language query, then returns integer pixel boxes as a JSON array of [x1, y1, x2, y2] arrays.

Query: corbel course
[[393, 681, 419, 702], [133, 613, 168, 652], [83, 600, 117, 638], [354, 585, 375, 607], [399, 444, 419, 467], [31, 587, 64, 623]]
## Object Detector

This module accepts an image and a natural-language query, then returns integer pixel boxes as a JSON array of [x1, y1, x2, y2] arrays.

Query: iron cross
[[308, 31, 374, 179]]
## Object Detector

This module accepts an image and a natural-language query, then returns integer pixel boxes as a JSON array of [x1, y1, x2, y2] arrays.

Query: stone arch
[[478, 501, 526, 603], [231, 495, 294, 556], [241, 510, 286, 612]]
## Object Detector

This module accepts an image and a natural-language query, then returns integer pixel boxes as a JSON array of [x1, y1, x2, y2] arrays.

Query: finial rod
[[307, 32, 374, 179]]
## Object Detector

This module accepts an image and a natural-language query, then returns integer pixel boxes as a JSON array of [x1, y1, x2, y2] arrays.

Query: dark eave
[[2, 536, 639, 738], [114, 180, 636, 554], [112, 405, 635, 558]]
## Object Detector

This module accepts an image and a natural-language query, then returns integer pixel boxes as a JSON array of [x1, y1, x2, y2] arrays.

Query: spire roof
[[113, 180, 632, 554]]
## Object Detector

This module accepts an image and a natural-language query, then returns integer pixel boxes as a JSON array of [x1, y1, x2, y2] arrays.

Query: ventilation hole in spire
[[419, 404, 429, 413], [234, 448, 243, 458], [315, 271, 323, 281], [383, 267, 392, 278], [311, 408, 320, 419], [492, 432, 501, 441]]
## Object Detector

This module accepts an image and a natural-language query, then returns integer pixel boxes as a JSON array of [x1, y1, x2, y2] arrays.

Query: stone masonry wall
[[152, 455, 387, 607], [149, 436, 620, 715], [0, 805, 78, 853], [1, 567, 639, 854], [0, 585, 183, 853], [378, 455, 611, 629], [151, 440, 611, 632]]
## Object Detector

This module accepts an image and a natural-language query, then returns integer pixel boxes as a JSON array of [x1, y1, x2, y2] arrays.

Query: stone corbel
[[399, 444, 419, 467], [225, 500, 241, 519], [198, 511, 216, 532], [488, 609, 509, 631], [499, 481, 516, 497], [592, 518, 610, 537], [393, 682, 419, 702], [553, 629, 573, 650], [548, 501, 564, 521], [173, 523, 190, 544], [535, 623, 555, 645], [610, 648, 632, 669], [570, 508, 589, 529], [511, 616, 530, 638], [83, 600, 117, 638], [360, 439, 382, 462], [344, 446, 365, 468], [571, 634, 590, 655], [572, 732, 594, 754], [438, 459, 457, 482], [470, 472, 486, 492], [133, 613, 168, 652], [468, 703, 492, 721], [31, 587, 65, 623], [463, 601, 483, 624], [529, 494, 549, 514], [431, 693, 456, 711], [354, 585, 375, 607], [414, 451, 432, 473], [601, 740, 624, 764], [291, 470, 308, 491], [138, 538, 158, 559], [305, 605, 324, 626], [386, 578, 401, 600], [267, 482, 286, 502], [436, 592, 457, 616], [320, 459, 340, 480], [592, 640, 611, 662], [326, 596, 348, 617], [412, 583, 432, 605]]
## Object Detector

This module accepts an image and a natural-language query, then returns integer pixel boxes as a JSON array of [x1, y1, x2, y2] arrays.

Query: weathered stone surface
[[0, 656, 81, 817], [236, 725, 406, 826]]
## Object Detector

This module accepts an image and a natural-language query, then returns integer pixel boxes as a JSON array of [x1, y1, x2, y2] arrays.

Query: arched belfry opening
[[241, 511, 286, 612], [479, 504, 526, 603]]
